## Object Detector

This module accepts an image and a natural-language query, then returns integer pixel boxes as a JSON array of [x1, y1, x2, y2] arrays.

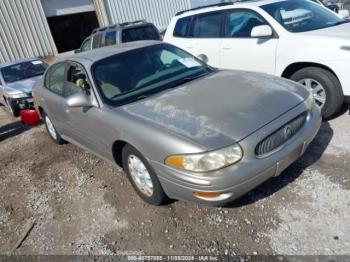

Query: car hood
[[122, 70, 309, 150], [5, 75, 42, 94], [301, 22, 350, 39]]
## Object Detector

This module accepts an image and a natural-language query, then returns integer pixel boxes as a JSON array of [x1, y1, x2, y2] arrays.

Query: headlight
[[165, 144, 243, 173], [305, 93, 315, 111], [7, 92, 27, 99]]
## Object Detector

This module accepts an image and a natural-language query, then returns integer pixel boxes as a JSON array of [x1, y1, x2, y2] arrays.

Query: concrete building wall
[[0, 0, 57, 63], [103, 0, 191, 29]]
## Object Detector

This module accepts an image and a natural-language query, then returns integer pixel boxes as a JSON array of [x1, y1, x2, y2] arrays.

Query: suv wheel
[[122, 144, 169, 206], [43, 112, 65, 145], [290, 67, 343, 119]]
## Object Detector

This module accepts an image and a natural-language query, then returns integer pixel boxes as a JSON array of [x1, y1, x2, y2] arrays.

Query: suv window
[[121, 25, 160, 43], [105, 31, 117, 46], [173, 16, 191, 37], [226, 10, 267, 38], [46, 63, 66, 96], [81, 38, 92, 52], [92, 33, 104, 49], [192, 12, 224, 38], [65, 64, 90, 98]]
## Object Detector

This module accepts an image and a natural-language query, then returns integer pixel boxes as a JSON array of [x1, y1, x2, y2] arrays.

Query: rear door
[[220, 9, 278, 74], [41, 62, 69, 135], [187, 11, 225, 68]]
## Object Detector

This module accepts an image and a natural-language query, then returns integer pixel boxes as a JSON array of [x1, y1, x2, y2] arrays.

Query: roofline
[[175, 2, 235, 16], [91, 20, 149, 35]]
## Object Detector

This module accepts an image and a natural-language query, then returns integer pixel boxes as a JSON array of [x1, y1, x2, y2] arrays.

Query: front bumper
[[8, 96, 34, 110], [150, 104, 322, 205]]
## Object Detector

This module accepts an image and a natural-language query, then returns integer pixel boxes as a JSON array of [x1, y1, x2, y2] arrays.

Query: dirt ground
[[0, 104, 350, 256]]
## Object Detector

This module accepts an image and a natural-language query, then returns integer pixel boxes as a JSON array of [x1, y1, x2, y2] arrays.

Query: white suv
[[164, 0, 350, 118]]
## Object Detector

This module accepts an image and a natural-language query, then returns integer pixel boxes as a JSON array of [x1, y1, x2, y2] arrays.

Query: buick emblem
[[283, 125, 293, 139]]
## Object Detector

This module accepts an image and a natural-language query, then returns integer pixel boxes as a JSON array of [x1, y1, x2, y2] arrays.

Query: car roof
[[176, 0, 286, 17], [0, 58, 40, 69], [60, 40, 163, 65], [91, 20, 156, 36]]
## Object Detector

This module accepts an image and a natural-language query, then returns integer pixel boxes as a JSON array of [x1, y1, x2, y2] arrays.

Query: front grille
[[255, 113, 307, 156]]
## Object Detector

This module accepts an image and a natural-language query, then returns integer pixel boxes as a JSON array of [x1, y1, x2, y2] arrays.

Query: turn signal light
[[193, 192, 221, 198]]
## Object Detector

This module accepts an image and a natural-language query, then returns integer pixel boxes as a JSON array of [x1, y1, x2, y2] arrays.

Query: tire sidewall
[[290, 67, 343, 119], [43, 111, 63, 144], [122, 144, 168, 206]]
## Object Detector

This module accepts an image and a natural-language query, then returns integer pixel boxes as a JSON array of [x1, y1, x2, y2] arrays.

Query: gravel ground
[[0, 104, 350, 256]]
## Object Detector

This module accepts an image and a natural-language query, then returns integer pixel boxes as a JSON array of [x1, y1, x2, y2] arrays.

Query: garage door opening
[[47, 11, 99, 53]]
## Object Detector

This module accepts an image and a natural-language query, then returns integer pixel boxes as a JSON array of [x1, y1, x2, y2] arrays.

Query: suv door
[[220, 9, 278, 74], [188, 11, 225, 67]]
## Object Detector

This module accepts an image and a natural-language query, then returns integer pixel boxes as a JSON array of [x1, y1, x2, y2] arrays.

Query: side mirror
[[338, 9, 350, 19], [67, 93, 92, 108], [74, 49, 81, 54], [251, 25, 273, 38], [197, 54, 208, 64]]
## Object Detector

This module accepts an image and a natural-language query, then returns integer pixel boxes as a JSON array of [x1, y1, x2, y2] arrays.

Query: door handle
[[222, 45, 232, 50], [186, 46, 193, 49]]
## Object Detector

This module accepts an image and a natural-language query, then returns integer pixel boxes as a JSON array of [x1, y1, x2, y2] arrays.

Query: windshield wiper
[[332, 20, 349, 26], [167, 72, 210, 89]]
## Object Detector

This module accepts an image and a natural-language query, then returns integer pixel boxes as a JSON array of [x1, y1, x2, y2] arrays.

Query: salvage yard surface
[[0, 105, 349, 256]]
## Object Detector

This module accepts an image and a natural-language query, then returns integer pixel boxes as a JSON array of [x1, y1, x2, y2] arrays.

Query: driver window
[[81, 38, 92, 52], [226, 10, 267, 38], [65, 64, 90, 98]]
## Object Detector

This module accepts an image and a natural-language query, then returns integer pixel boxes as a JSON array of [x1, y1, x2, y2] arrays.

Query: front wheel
[[290, 67, 343, 119], [43, 112, 65, 145], [122, 144, 169, 206]]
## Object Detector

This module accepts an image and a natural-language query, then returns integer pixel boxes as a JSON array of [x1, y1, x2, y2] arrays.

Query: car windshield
[[92, 44, 212, 106], [1, 60, 47, 83], [261, 0, 348, 33]]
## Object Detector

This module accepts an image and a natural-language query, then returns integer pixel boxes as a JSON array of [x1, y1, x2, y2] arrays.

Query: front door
[[220, 9, 278, 74], [62, 62, 109, 157]]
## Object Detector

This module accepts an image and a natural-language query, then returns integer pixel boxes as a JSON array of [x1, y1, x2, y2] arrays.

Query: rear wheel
[[122, 144, 169, 206], [290, 67, 343, 119], [43, 112, 65, 145]]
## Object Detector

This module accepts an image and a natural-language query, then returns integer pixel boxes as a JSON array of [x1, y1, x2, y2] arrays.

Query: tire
[[290, 67, 343, 119], [122, 144, 169, 206], [42, 111, 65, 145], [7, 99, 21, 117]]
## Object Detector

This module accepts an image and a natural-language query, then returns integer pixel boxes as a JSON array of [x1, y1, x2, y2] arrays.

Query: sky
[[191, 0, 221, 7]]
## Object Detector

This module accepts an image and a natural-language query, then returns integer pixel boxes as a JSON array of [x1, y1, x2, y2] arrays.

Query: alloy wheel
[[45, 116, 57, 140], [127, 155, 154, 197], [298, 78, 327, 108]]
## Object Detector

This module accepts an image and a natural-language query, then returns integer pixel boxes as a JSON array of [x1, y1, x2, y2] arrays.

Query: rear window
[[121, 25, 160, 43], [173, 16, 192, 37], [192, 12, 224, 38]]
